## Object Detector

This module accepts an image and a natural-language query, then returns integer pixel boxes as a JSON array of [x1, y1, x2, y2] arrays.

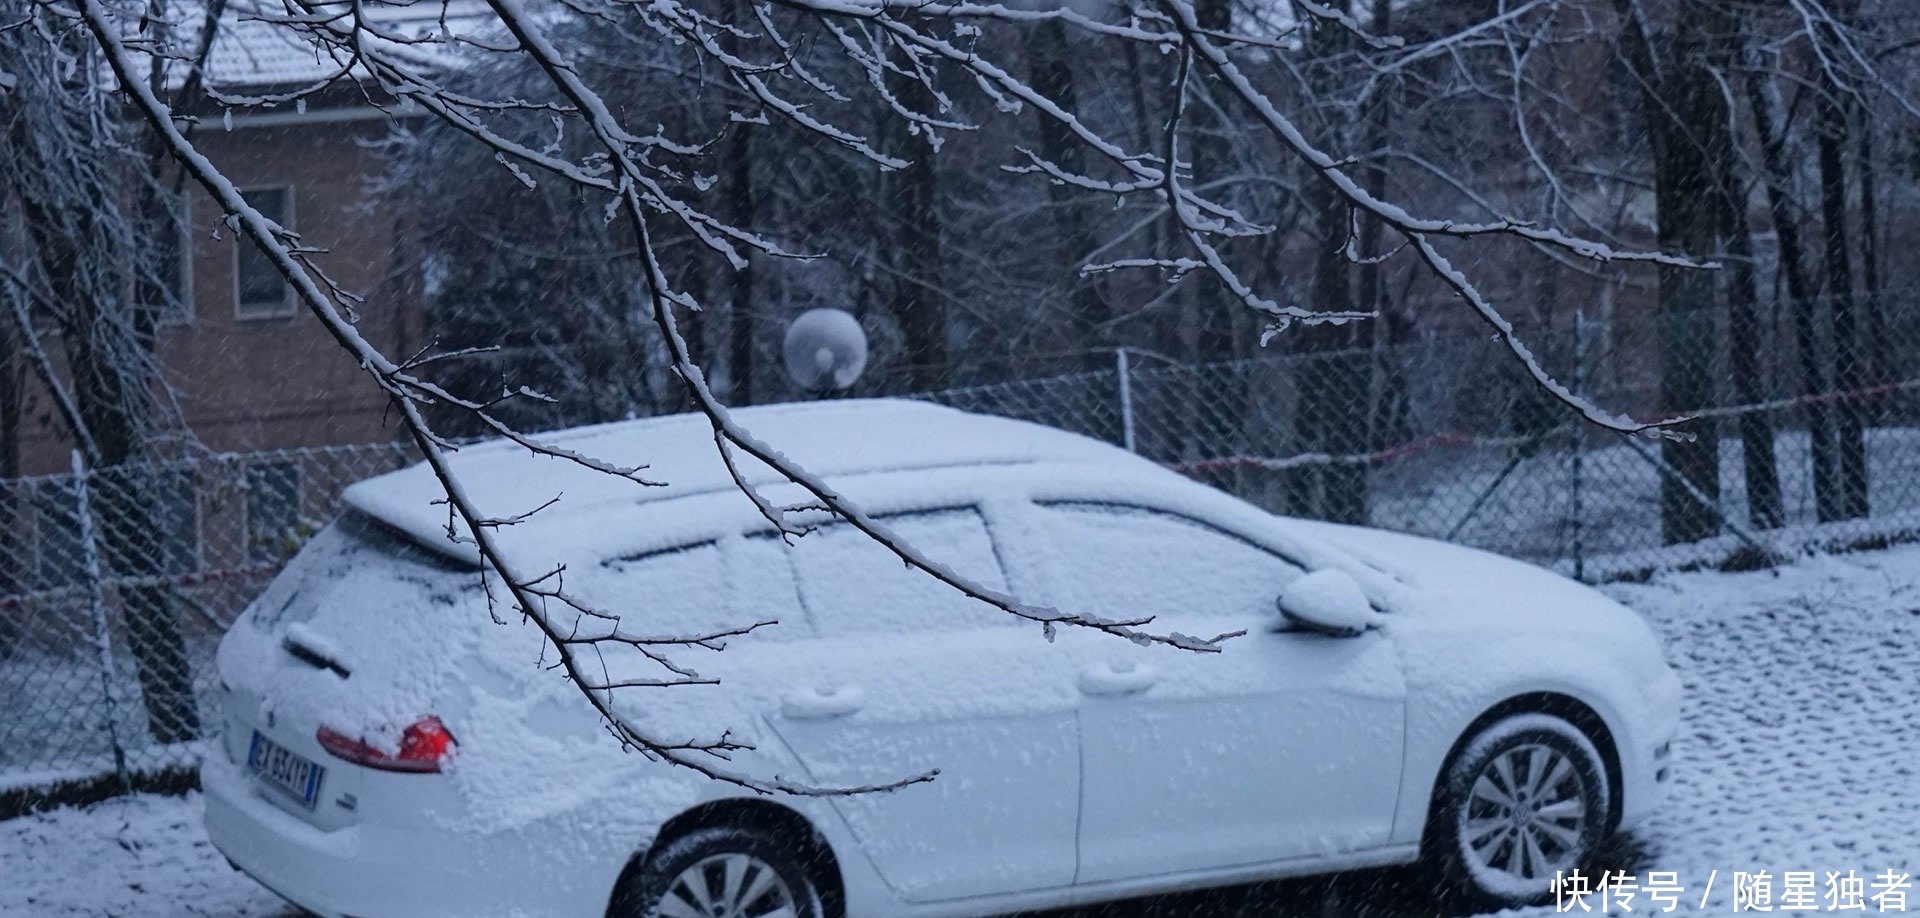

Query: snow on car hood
[[1290, 520, 1643, 627], [1290, 520, 1679, 719], [1288, 521, 1683, 782]]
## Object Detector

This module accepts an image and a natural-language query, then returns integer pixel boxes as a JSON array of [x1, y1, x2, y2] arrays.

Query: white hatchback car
[[203, 399, 1680, 918]]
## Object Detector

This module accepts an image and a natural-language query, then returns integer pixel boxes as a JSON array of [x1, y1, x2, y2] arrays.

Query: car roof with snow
[[342, 398, 1402, 605], [345, 399, 1164, 551]]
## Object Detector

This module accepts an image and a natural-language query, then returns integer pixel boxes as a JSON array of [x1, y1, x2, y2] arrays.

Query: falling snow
[[5, 544, 1918, 918]]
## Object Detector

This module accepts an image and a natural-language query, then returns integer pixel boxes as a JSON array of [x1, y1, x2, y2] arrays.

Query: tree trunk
[[727, 126, 756, 405], [1619, 0, 1722, 544], [1856, 112, 1892, 424], [1188, 0, 1234, 368], [1275, 11, 1369, 523], [1359, 0, 1402, 465], [1709, 14, 1782, 530], [1025, 19, 1104, 375], [1182, 0, 1251, 485], [1288, 178, 1369, 524], [1816, 76, 1869, 520], [14, 105, 200, 745], [94, 468, 202, 745], [0, 298, 20, 658], [884, 55, 947, 392], [1721, 197, 1784, 529], [1746, 69, 1839, 523], [680, 253, 711, 398]]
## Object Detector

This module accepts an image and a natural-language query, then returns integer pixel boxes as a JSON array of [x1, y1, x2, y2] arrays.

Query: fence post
[[72, 450, 131, 791], [1116, 348, 1137, 454], [1571, 311, 1587, 582]]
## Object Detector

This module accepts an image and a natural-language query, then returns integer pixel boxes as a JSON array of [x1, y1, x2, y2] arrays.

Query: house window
[[245, 461, 301, 561], [234, 186, 295, 319], [142, 190, 193, 323]]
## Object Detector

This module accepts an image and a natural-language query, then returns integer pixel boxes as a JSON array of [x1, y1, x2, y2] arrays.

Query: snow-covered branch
[[47, 0, 1746, 791], [69, 0, 940, 794]]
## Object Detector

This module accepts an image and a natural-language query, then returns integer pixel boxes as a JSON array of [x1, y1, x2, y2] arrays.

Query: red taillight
[[315, 716, 455, 773]]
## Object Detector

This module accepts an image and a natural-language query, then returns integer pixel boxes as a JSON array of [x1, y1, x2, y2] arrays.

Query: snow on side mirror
[[1276, 569, 1379, 638]]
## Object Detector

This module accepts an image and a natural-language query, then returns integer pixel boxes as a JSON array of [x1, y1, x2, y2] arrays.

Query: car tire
[[1432, 712, 1611, 908], [611, 826, 826, 918]]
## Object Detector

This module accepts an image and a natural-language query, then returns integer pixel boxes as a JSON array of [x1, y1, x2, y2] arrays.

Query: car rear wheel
[[612, 826, 824, 918], [1433, 712, 1610, 908]]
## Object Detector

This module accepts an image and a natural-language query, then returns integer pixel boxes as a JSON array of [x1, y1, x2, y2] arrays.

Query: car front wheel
[[1433, 712, 1611, 908], [613, 826, 824, 918]]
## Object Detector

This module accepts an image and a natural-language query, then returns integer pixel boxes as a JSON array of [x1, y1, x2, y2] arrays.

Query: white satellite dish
[[783, 308, 869, 392]]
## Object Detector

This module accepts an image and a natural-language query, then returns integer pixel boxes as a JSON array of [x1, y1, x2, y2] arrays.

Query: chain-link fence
[[0, 444, 415, 797], [924, 307, 1920, 581], [6, 313, 1920, 796]]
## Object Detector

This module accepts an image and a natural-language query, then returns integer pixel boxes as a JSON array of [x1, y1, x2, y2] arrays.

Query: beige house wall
[[13, 110, 423, 476]]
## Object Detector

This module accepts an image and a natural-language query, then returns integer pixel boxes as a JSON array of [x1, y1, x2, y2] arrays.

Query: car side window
[[595, 536, 814, 641], [1027, 502, 1299, 622], [786, 507, 1014, 636]]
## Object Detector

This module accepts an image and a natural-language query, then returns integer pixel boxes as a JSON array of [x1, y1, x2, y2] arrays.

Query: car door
[[1007, 501, 1407, 884], [762, 507, 1083, 902]]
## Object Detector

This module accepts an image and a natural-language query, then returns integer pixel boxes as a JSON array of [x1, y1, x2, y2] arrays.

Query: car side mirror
[[1276, 569, 1379, 638]]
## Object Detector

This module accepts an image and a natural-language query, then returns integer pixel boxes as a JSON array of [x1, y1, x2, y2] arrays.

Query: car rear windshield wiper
[[281, 634, 351, 679]]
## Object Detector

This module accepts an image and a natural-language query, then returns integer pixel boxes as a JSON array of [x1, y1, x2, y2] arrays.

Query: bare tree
[[1732, 0, 1920, 525], [2, 7, 205, 743], [26, 0, 1698, 792], [1811, 0, 1870, 521], [1023, 16, 1105, 373], [1702, 5, 1786, 531], [1615, 0, 1726, 545]]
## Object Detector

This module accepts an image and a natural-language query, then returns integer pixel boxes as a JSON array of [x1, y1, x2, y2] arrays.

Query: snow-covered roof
[[199, 9, 350, 90], [344, 398, 1162, 555], [161, 0, 488, 92]]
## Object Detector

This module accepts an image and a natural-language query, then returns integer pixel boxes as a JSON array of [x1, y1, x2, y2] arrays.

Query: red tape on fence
[[0, 561, 286, 610], [1174, 374, 1920, 476]]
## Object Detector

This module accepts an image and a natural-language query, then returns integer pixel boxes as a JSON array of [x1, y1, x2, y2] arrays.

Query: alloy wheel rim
[[1460, 743, 1590, 883], [656, 852, 799, 918]]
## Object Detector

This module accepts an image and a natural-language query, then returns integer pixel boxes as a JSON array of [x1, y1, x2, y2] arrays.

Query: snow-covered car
[[202, 399, 1681, 918]]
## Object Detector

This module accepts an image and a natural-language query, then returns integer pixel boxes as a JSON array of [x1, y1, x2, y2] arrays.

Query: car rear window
[[246, 510, 472, 632]]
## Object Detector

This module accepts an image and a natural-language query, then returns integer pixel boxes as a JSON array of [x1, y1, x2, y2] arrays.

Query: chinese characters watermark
[[1552, 869, 1912, 912]]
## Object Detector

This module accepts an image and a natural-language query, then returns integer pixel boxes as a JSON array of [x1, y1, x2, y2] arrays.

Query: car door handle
[[781, 684, 865, 720], [1077, 661, 1158, 697]]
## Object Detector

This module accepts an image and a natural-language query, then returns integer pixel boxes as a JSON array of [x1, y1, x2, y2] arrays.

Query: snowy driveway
[[5, 546, 1918, 918]]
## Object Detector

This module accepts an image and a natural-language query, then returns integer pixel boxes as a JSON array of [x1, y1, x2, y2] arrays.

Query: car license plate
[[247, 730, 323, 809]]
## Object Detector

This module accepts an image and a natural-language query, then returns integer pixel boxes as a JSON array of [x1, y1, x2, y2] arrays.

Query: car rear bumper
[[202, 752, 614, 918]]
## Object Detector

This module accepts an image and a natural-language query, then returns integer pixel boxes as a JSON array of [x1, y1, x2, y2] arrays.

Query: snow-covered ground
[[0, 792, 293, 918], [4, 545, 1917, 918]]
